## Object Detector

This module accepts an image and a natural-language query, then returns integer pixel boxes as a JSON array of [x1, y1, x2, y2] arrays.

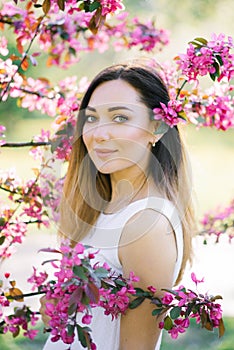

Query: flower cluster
[[0, 242, 225, 348], [200, 199, 234, 243], [153, 100, 187, 128], [151, 34, 234, 130], [0, 169, 50, 258], [99, 272, 139, 319], [0, 274, 39, 339], [100, 0, 124, 16], [0, 1, 168, 72], [158, 282, 224, 339], [2, 306, 39, 340], [176, 34, 234, 82]]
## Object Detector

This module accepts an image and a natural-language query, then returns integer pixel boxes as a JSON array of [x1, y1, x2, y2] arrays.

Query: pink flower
[[129, 271, 140, 282], [100, 0, 124, 16], [191, 272, 204, 286], [82, 314, 92, 325], [161, 292, 173, 305], [23, 329, 39, 339], [27, 267, 48, 291], [153, 100, 186, 127], [147, 285, 157, 294]]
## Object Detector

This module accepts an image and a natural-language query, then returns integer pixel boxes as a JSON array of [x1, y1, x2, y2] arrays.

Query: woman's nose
[[92, 123, 111, 142]]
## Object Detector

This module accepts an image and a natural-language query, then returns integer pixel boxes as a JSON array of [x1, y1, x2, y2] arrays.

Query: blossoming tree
[[0, 0, 233, 348]]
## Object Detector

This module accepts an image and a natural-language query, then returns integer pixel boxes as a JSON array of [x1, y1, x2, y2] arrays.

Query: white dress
[[43, 197, 184, 350]]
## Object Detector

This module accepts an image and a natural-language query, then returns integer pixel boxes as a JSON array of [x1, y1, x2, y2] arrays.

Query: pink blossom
[[82, 314, 92, 325], [153, 100, 186, 127], [147, 285, 157, 294], [161, 292, 173, 305], [191, 272, 204, 286], [129, 271, 140, 283], [27, 267, 48, 291], [177, 33, 234, 82], [23, 329, 39, 339], [100, 0, 124, 16]]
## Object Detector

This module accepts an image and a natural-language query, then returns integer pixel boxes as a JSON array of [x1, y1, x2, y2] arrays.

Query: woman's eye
[[85, 115, 97, 123], [113, 115, 128, 123]]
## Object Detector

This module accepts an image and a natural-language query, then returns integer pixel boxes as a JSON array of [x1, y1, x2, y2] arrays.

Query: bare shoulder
[[118, 208, 177, 290]]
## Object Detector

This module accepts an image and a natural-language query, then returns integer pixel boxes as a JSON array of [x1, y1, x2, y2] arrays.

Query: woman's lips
[[94, 148, 118, 158]]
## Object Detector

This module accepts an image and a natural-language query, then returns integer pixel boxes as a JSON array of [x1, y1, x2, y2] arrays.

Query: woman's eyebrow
[[86, 105, 134, 112], [86, 106, 96, 112], [108, 106, 134, 112]]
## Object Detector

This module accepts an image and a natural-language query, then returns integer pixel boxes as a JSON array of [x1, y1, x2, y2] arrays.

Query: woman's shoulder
[[118, 206, 178, 288], [118, 196, 182, 231], [119, 204, 175, 247]]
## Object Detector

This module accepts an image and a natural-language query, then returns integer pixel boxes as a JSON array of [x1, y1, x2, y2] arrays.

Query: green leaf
[[89, 2, 101, 12], [81, 293, 90, 305], [129, 297, 145, 309], [68, 302, 77, 316], [164, 316, 173, 330], [185, 302, 194, 318], [0, 217, 5, 226], [189, 41, 203, 48], [0, 236, 5, 245], [193, 37, 208, 45], [67, 324, 75, 337], [76, 325, 87, 347], [115, 279, 125, 287], [69, 47, 76, 56], [60, 31, 69, 40], [210, 61, 220, 81], [73, 266, 88, 281], [215, 55, 223, 66], [152, 308, 163, 316], [170, 306, 181, 319], [94, 267, 109, 279], [178, 111, 187, 121], [132, 287, 145, 296], [79, 2, 85, 11]]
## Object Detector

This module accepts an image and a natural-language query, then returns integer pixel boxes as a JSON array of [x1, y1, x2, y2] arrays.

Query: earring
[[152, 141, 156, 147]]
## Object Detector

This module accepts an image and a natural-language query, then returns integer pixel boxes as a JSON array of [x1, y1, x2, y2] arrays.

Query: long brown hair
[[59, 62, 196, 284]]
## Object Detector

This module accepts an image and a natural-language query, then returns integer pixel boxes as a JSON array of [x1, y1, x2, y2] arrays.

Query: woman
[[41, 62, 195, 349]]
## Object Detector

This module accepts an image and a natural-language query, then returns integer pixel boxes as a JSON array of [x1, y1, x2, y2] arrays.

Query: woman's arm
[[118, 209, 178, 350]]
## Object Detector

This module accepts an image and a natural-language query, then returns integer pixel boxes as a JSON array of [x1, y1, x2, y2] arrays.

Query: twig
[[1, 141, 51, 148], [176, 79, 188, 99]]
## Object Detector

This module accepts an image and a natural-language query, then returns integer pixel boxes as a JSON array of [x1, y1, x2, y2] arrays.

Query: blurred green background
[[1, 0, 234, 348]]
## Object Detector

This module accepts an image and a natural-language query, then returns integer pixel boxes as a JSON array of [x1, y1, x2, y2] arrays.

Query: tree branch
[[19, 88, 56, 100], [1, 141, 51, 148]]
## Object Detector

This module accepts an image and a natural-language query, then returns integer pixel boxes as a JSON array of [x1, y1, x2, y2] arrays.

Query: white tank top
[[43, 197, 184, 350]]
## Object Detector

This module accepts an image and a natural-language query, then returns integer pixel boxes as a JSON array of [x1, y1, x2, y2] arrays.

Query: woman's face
[[82, 79, 156, 176]]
